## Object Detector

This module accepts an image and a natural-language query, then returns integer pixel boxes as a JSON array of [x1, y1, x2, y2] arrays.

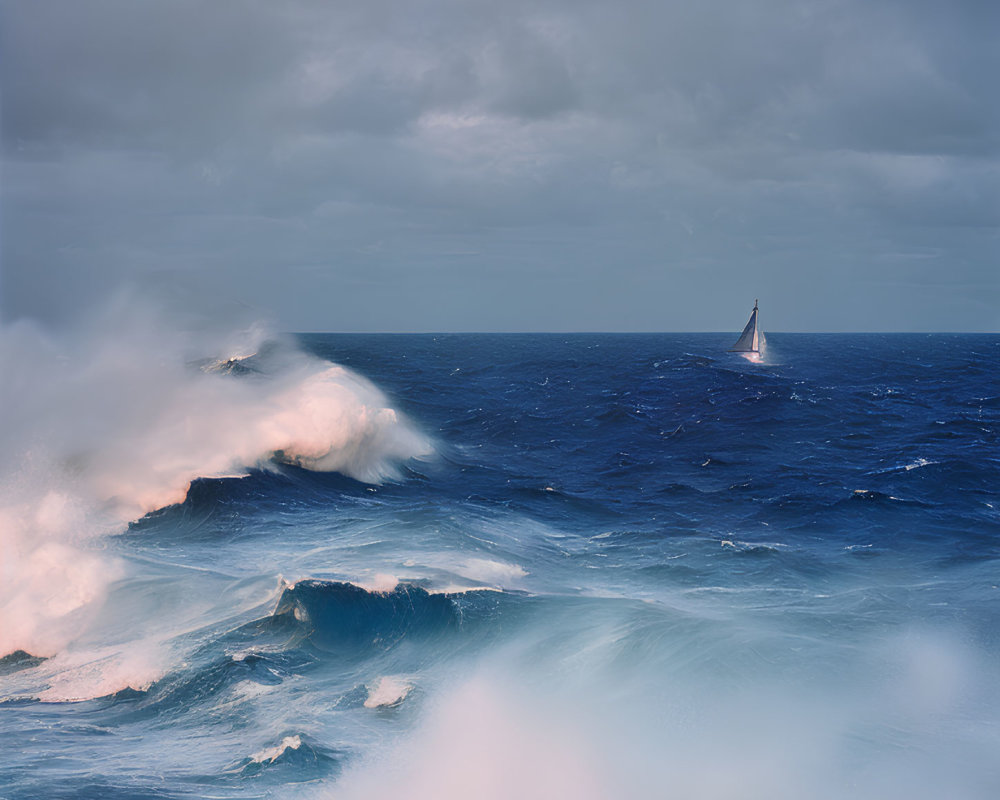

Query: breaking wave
[[0, 302, 431, 657]]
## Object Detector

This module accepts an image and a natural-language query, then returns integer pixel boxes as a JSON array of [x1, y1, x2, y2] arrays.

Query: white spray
[[0, 300, 431, 658]]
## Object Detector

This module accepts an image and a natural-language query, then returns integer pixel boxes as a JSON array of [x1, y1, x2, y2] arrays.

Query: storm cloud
[[2, 0, 997, 330]]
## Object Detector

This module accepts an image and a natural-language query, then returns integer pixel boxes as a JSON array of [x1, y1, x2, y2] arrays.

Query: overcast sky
[[1, 0, 997, 332]]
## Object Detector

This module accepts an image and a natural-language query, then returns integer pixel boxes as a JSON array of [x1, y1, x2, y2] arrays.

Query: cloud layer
[[2, 0, 997, 330]]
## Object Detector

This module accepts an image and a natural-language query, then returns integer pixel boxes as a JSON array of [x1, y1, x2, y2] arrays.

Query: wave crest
[[0, 305, 431, 657], [272, 580, 459, 653]]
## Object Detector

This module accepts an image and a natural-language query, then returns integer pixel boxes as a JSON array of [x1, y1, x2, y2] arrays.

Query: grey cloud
[[2, 1, 295, 155], [1, 0, 997, 331]]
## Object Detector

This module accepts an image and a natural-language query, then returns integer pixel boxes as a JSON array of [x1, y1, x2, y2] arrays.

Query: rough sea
[[2, 324, 998, 799]]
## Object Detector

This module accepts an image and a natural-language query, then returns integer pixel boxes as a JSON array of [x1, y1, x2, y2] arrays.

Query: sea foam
[[364, 675, 414, 708], [0, 302, 431, 658]]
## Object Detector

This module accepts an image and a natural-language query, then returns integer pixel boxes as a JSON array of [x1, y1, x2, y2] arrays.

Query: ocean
[[1, 329, 998, 799]]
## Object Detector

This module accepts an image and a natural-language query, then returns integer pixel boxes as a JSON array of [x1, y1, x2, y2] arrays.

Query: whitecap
[[353, 573, 401, 593], [31, 643, 170, 703], [250, 735, 302, 764], [364, 676, 414, 709], [0, 304, 432, 657]]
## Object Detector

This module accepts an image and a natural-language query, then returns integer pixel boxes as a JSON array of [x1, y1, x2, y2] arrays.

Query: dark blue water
[[2, 333, 999, 799]]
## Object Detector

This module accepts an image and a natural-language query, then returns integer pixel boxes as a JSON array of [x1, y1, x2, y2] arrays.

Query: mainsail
[[730, 299, 761, 353]]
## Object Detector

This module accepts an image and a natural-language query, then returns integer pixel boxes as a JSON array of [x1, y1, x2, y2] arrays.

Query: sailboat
[[730, 299, 764, 359]]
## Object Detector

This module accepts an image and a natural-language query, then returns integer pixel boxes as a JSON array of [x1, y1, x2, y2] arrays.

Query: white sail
[[730, 300, 761, 353]]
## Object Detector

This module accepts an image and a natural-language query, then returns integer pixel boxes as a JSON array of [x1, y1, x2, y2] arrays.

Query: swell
[[271, 580, 461, 654]]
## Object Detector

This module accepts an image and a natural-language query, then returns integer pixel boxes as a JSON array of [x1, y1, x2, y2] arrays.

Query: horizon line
[[292, 330, 999, 336]]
